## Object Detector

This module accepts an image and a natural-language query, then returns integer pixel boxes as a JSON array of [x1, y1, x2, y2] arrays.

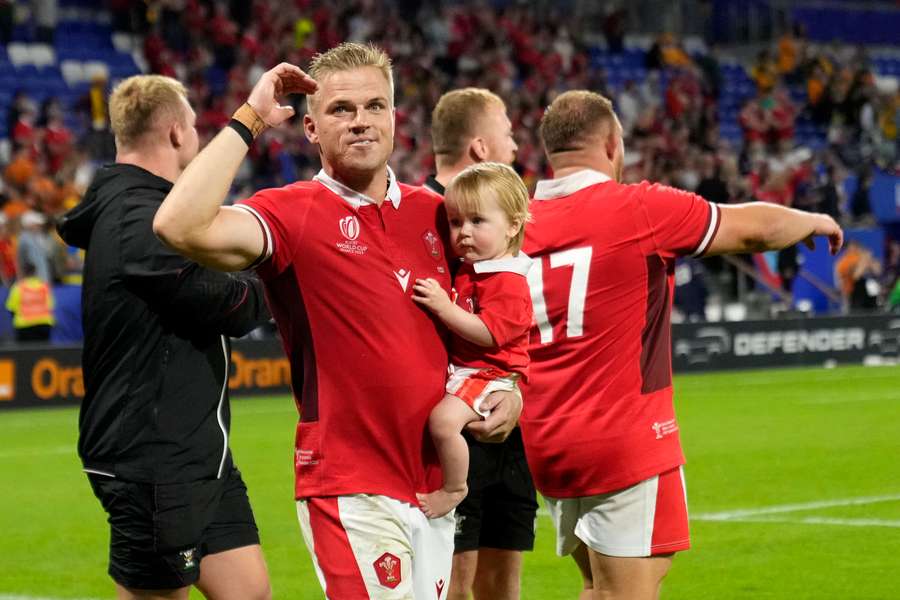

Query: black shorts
[[87, 466, 260, 590], [454, 428, 538, 553]]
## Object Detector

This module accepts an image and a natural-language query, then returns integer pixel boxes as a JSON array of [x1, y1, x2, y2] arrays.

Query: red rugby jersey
[[449, 255, 533, 379], [237, 168, 451, 503], [521, 169, 719, 498]]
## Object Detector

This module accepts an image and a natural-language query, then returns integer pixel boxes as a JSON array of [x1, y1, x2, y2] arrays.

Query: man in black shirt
[[58, 75, 271, 600], [428, 88, 538, 600]]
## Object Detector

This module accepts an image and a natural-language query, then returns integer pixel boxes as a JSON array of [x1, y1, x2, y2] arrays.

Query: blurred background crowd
[[0, 0, 899, 343]]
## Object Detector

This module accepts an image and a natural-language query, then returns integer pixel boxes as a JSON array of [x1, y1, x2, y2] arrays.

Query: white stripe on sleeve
[[690, 203, 720, 257], [233, 204, 274, 262]]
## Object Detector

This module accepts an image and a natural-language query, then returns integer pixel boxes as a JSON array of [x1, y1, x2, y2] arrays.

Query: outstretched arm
[[706, 203, 843, 257], [412, 278, 494, 347], [153, 63, 318, 271]]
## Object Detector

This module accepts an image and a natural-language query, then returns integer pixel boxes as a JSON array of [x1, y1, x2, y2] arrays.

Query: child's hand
[[412, 278, 453, 314]]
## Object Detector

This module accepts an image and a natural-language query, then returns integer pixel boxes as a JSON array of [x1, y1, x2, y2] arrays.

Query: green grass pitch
[[1, 365, 897, 599]]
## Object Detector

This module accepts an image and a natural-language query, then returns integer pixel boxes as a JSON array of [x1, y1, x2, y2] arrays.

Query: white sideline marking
[[538, 494, 900, 529], [693, 515, 900, 529], [0, 445, 73, 459], [693, 494, 900, 521], [800, 394, 899, 405], [0, 595, 103, 600]]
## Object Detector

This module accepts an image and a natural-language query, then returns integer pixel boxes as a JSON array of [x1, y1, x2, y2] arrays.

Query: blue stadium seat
[[12, 24, 33, 42], [206, 66, 228, 96]]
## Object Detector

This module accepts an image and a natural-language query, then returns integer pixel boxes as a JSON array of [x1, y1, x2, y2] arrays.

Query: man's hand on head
[[465, 389, 522, 443], [247, 63, 319, 128]]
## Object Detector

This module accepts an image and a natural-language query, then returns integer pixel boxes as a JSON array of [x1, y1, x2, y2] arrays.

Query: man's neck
[[435, 164, 468, 188], [116, 148, 180, 183], [549, 152, 614, 181], [327, 165, 389, 204]]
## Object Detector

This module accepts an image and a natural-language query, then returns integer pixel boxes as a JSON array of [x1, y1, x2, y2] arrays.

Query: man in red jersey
[[521, 90, 843, 600], [154, 43, 522, 599]]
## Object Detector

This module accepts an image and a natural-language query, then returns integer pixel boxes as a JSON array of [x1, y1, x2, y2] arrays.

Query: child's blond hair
[[446, 162, 531, 254]]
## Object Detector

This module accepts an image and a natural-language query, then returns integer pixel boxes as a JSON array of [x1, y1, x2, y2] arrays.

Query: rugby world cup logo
[[339, 216, 360, 241]]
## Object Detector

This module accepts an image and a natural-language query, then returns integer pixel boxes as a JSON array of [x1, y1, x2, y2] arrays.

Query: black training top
[[58, 164, 270, 483]]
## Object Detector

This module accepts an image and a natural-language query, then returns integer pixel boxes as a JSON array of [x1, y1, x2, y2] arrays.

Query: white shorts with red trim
[[445, 365, 519, 418], [297, 494, 455, 599], [544, 466, 690, 558]]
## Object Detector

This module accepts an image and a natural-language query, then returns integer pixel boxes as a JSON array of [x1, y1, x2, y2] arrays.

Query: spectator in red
[[768, 88, 797, 147], [740, 90, 796, 149], [42, 101, 73, 175], [738, 98, 765, 149], [11, 100, 39, 157], [0, 213, 16, 285], [209, 1, 238, 69]]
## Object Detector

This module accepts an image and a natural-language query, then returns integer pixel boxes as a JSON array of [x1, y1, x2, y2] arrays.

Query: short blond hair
[[540, 90, 618, 155], [431, 88, 505, 164], [109, 75, 188, 147], [446, 162, 530, 254], [307, 42, 393, 110]]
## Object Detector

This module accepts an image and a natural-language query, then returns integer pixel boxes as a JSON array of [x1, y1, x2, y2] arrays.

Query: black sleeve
[[120, 198, 270, 337]]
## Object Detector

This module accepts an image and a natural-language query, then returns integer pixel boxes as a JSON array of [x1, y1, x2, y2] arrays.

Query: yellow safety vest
[[6, 277, 55, 328]]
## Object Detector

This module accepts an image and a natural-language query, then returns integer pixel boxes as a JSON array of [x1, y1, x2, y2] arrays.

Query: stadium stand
[[0, 0, 897, 343]]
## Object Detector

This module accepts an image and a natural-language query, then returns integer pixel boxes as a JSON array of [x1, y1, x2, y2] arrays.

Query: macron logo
[[394, 269, 411, 292], [435, 578, 445, 598]]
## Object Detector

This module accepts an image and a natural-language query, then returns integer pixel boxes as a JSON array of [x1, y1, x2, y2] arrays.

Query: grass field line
[[679, 366, 900, 387], [706, 515, 900, 528], [0, 445, 73, 459], [693, 493, 900, 520], [798, 394, 899, 405], [0, 595, 103, 600]]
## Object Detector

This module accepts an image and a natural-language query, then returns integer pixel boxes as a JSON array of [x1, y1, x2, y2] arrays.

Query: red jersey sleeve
[[235, 186, 308, 279], [637, 182, 721, 259], [476, 272, 533, 348]]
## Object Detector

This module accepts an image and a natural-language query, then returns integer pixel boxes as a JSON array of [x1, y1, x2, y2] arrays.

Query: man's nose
[[350, 108, 369, 131]]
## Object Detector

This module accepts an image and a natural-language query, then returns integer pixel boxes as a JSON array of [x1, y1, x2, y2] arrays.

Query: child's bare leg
[[417, 393, 482, 518]]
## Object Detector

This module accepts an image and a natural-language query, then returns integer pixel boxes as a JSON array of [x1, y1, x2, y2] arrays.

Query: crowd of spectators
[[1, 88, 88, 291], [0, 0, 899, 335]]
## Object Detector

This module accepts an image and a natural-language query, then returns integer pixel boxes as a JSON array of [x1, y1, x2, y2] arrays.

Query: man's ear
[[470, 137, 488, 162], [304, 114, 318, 144], [170, 120, 183, 149], [605, 131, 618, 162]]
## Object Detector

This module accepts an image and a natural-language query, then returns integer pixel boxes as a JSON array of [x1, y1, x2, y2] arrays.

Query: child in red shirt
[[413, 162, 533, 517]]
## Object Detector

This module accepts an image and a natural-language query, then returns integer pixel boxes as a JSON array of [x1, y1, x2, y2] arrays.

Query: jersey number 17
[[527, 246, 593, 345]]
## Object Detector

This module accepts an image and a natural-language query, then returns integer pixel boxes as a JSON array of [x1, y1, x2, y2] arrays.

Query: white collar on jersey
[[472, 253, 533, 276], [314, 166, 402, 210], [533, 169, 611, 200]]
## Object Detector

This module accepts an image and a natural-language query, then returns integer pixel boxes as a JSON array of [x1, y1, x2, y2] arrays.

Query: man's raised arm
[[706, 203, 844, 257], [153, 63, 317, 271]]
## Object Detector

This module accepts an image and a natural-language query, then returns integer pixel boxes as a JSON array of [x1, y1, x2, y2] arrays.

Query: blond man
[[521, 90, 843, 599], [425, 88, 518, 193], [154, 44, 522, 599], [58, 75, 272, 600], [426, 89, 536, 600]]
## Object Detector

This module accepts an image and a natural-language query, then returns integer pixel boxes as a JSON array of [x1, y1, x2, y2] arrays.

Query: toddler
[[413, 162, 532, 518]]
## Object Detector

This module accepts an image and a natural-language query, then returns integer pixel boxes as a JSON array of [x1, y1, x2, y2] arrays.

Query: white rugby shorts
[[297, 494, 455, 599], [544, 466, 690, 558]]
